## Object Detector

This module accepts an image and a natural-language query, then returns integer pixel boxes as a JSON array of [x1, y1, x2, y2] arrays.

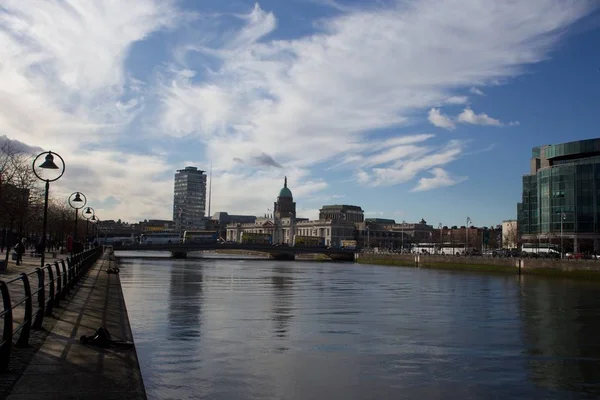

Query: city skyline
[[2, 1, 600, 227]]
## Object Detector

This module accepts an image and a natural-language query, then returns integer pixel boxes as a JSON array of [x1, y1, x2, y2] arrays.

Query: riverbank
[[356, 254, 600, 280], [4, 250, 146, 399]]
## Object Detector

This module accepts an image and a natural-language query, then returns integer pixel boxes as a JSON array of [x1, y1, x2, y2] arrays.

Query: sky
[[2, 0, 600, 227]]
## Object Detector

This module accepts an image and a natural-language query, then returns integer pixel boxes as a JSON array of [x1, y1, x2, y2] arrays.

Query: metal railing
[[0, 246, 103, 371]]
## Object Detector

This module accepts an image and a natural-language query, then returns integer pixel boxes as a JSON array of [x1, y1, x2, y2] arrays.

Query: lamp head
[[38, 152, 59, 169], [73, 192, 83, 202], [85, 207, 92, 215]]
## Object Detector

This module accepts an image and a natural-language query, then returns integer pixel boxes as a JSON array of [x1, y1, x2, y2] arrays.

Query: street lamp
[[32, 151, 66, 268], [465, 216, 472, 255], [560, 211, 566, 259], [68, 192, 87, 245], [438, 223, 443, 254], [82, 206, 95, 248]]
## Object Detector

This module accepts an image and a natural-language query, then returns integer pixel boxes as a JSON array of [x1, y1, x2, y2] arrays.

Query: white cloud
[[428, 108, 456, 130], [0, 0, 595, 220], [429, 107, 518, 129], [358, 140, 465, 187], [445, 96, 469, 105], [457, 107, 503, 126], [470, 87, 485, 96], [411, 168, 468, 192]]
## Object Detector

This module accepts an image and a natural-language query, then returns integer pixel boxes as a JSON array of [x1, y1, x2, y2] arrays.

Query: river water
[[117, 252, 600, 399]]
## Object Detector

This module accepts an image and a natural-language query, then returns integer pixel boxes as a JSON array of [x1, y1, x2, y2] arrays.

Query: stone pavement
[[4, 251, 146, 400], [0, 250, 63, 281]]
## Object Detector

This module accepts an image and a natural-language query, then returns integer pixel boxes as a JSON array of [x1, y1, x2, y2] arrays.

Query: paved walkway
[[5, 252, 146, 400], [0, 250, 63, 281]]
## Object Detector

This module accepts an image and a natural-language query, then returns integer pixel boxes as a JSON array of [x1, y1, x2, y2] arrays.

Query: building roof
[[278, 176, 293, 198], [320, 204, 363, 211]]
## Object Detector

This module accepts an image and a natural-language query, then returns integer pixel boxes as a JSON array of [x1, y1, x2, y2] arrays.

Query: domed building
[[273, 177, 296, 219], [225, 176, 361, 247]]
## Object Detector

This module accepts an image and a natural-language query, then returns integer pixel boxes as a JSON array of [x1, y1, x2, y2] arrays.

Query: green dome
[[278, 176, 293, 198], [279, 187, 293, 198]]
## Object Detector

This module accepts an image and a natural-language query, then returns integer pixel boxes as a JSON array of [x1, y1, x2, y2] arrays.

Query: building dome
[[278, 176, 293, 198]]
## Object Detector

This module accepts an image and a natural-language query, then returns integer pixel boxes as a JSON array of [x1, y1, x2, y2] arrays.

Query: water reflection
[[518, 275, 600, 396], [168, 262, 203, 341], [270, 265, 294, 341], [119, 258, 600, 399]]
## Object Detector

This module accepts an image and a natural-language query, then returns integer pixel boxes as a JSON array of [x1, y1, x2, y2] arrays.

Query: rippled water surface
[[117, 253, 600, 399]]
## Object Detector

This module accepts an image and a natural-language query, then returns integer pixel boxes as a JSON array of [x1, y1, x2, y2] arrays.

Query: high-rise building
[[173, 166, 207, 232], [518, 138, 600, 253]]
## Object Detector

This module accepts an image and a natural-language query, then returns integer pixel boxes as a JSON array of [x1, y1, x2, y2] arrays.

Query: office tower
[[173, 166, 207, 232]]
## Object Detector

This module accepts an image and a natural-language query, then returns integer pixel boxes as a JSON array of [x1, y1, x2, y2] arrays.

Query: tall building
[[173, 166, 207, 232], [518, 138, 600, 253]]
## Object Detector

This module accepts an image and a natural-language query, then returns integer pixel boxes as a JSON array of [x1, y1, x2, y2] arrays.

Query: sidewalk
[[0, 251, 63, 281], [5, 252, 146, 400]]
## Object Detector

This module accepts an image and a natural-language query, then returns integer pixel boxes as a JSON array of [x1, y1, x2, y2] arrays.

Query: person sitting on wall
[[80, 327, 134, 348]]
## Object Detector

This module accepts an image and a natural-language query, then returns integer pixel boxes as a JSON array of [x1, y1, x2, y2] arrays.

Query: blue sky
[[2, 0, 600, 227]]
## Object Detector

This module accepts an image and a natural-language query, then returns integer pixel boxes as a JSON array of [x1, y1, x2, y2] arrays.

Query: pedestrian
[[14, 238, 26, 266]]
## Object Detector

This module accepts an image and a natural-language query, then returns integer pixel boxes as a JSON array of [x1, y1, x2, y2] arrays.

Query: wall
[[355, 253, 600, 273]]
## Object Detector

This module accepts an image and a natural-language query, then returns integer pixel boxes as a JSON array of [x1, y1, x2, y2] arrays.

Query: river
[[116, 252, 600, 399]]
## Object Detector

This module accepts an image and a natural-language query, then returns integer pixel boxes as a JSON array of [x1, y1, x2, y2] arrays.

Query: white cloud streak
[[411, 168, 468, 192]]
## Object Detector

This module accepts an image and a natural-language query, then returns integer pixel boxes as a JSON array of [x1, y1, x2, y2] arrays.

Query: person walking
[[14, 238, 26, 266]]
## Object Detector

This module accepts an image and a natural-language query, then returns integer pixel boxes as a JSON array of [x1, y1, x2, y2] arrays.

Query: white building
[[225, 178, 359, 246], [502, 220, 518, 249]]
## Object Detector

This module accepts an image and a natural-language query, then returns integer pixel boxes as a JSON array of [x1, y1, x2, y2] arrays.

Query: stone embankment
[[0, 249, 146, 400], [356, 253, 600, 279]]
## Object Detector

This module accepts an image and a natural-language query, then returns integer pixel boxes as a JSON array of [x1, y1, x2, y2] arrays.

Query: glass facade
[[173, 167, 207, 231], [518, 139, 600, 252]]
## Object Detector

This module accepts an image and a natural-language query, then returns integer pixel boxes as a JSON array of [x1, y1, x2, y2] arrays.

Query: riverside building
[[518, 138, 600, 253], [173, 166, 207, 232]]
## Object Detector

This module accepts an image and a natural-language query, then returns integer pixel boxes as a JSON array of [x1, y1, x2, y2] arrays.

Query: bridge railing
[[0, 246, 103, 371]]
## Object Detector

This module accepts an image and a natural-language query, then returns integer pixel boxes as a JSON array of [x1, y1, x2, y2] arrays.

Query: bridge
[[111, 242, 356, 261]]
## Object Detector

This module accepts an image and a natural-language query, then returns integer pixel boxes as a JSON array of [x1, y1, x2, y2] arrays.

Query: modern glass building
[[173, 166, 207, 232], [518, 138, 600, 253]]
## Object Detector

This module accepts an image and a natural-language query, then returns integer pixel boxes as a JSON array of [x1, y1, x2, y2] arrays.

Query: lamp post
[[68, 192, 87, 247], [83, 207, 95, 249], [32, 151, 66, 268], [90, 214, 98, 245], [465, 217, 472, 255], [438, 223, 443, 254], [560, 211, 566, 259]]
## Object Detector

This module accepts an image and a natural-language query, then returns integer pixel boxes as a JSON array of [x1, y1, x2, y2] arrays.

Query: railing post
[[67, 258, 74, 289], [0, 281, 13, 371], [45, 265, 54, 316], [33, 268, 45, 329], [54, 262, 62, 304], [16, 273, 32, 348], [61, 260, 68, 295]]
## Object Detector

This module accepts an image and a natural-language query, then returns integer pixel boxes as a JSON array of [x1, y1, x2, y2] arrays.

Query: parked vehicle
[[340, 240, 357, 250], [183, 230, 218, 244], [140, 232, 180, 245], [241, 232, 272, 245], [521, 243, 560, 258], [293, 235, 325, 247]]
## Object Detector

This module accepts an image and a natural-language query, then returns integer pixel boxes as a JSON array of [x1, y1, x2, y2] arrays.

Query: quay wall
[[355, 253, 600, 278]]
